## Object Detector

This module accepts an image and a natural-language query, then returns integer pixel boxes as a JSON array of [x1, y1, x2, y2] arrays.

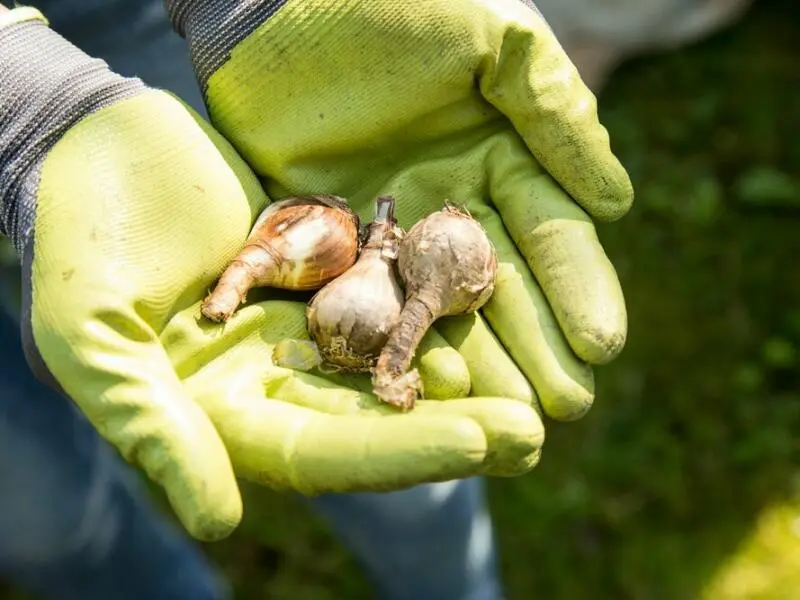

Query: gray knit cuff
[[164, 0, 290, 92], [0, 13, 147, 257]]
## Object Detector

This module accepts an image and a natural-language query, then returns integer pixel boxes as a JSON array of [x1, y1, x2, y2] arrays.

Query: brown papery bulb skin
[[306, 196, 404, 372], [201, 195, 360, 323], [373, 203, 498, 411]]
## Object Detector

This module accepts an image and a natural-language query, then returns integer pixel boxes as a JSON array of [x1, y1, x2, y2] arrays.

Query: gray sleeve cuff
[[164, 0, 290, 91], [0, 10, 147, 256]]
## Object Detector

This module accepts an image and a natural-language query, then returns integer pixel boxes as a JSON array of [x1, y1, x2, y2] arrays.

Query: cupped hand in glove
[[0, 8, 543, 542], [168, 0, 634, 421]]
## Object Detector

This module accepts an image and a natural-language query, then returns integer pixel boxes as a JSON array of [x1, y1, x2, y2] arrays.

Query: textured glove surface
[[169, 0, 634, 420], [0, 8, 544, 542]]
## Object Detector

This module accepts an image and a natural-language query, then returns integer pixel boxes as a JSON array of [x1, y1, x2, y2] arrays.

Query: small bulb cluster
[[203, 194, 498, 411]]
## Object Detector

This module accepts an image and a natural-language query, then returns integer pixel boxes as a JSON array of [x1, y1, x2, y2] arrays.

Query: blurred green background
[[2, 0, 799, 598]]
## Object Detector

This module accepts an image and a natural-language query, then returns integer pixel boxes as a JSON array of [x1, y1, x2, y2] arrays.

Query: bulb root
[[201, 249, 267, 322], [373, 295, 437, 411], [317, 336, 382, 373]]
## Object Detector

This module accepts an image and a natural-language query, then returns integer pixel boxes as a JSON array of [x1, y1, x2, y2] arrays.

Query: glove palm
[[173, 0, 634, 419]]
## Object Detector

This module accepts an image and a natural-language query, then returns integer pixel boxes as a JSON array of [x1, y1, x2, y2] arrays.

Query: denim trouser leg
[[0, 314, 231, 600], [307, 480, 505, 600]]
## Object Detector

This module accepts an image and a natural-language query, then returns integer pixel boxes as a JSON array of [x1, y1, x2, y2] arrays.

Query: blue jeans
[[0, 3, 504, 599]]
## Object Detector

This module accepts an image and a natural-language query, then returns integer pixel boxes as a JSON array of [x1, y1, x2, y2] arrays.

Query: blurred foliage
[[2, 0, 799, 598]]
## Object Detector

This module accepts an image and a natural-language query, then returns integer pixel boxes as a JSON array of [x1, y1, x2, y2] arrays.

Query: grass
[[2, 0, 799, 598]]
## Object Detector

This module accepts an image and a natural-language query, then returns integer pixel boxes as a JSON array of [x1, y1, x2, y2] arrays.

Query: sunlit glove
[[167, 0, 634, 420], [0, 8, 543, 542]]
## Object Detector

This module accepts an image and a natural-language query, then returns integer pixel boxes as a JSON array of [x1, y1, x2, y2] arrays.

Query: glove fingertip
[[484, 448, 542, 478], [571, 321, 628, 366], [541, 389, 594, 422], [587, 174, 635, 223], [414, 329, 471, 400], [184, 499, 243, 542], [415, 397, 544, 478], [138, 407, 244, 542]]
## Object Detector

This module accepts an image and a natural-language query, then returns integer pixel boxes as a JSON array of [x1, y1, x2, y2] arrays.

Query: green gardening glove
[[0, 8, 543, 542], [167, 0, 634, 420]]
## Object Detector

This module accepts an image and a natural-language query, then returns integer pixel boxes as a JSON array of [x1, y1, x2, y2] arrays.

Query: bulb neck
[[360, 196, 400, 261], [362, 220, 399, 261]]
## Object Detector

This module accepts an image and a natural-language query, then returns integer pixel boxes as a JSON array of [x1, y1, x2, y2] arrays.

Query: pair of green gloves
[[0, 0, 632, 542]]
